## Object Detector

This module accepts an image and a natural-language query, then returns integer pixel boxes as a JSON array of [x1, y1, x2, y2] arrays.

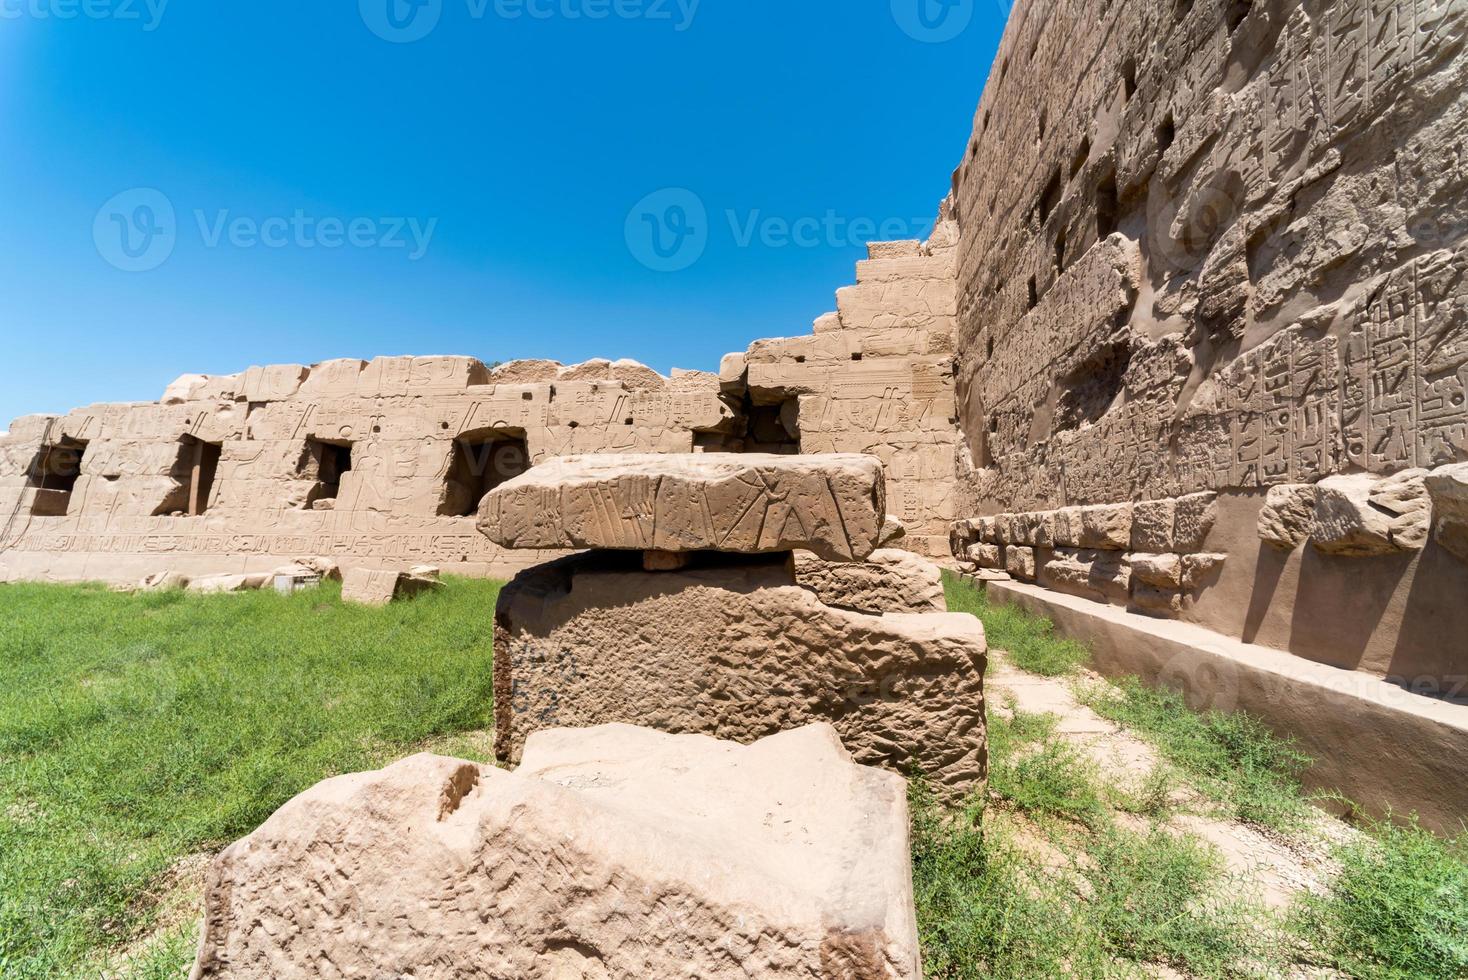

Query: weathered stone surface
[[1259, 485, 1317, 551], [191, 724, 922, 980], [1130, 584, 1184, 617], [1039, 548, 1131, 605], [1181, 554, 1227, 592], [1130, 553, 1182, 589], [1079, 504, 1132, 551], [139, 570, 189, 591], [1426, 464, 1468, 561], [1131, 499, 1177, 554], [967, 542, 1003, 569], [493, 553, 986, 797], [340, 567, 441, 606], [1313, 473, 1432, 556], [794, 549, 945, 615], [187, 573, 270, 594], [1005, 544, 1037, 581], [479, 453, 886, 563], [879, 514, 908, 546], [1172, 494, 1218, 553]]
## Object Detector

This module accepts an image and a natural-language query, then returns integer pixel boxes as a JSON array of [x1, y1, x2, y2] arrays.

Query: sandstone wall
[[0, 357, 740, 583], [719, 209, 963, 556], [949, 0, 1468, 689]]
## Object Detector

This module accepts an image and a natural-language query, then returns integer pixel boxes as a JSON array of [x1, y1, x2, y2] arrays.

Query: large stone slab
[[494, 552, 986, 798], [478, 453, 886, 562], [191, 723, 921, 979]]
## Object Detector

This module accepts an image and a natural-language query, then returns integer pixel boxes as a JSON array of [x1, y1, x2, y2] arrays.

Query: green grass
[[1292, 818, 1468, 979], [941, 573, 1088, 676], [0, 577, 500, 979], [986, 706, 1106, 828], [1076, 677, 1311, 831]]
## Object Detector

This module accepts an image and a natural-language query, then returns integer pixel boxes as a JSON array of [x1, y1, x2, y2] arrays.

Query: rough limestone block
[[1425, 463, 1468, 561], [1078, 504, 1132, 550], [1131, 584, 1185, 617], [1313, 473, 1431, 556], [479, 453, 886, 563], [1130, 553, 1183, 588], [1173, 493, 1219, 553], [794, 549, 945, 615], [967, 543, 1003, 569], [975, 515, 999, 544], [340, 567, 441, 606], [1005, 545, 1037, 581], [493, 554, 986, 798], [1258, 485, 1317, 551], [139, 571, 189, 591], [1039, 548, 1131, 604], [187, 573, 270, 594], [191, 724, 922, 980], [1051, 508, 1082, 548], [879, 514, 907, 546], [1131, 499, 1177, 553], [1182, 553, 1227, 591], [949, 519, 977, 559]]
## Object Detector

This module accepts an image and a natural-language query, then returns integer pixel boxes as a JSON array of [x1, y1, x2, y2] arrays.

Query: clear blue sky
[[0, 0, 1005, 427]]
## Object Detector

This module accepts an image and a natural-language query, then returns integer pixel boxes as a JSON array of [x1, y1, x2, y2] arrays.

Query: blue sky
[[0, 0, 1005, 427]]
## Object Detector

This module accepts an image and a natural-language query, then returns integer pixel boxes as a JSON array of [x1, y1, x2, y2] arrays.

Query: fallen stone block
[[478, 453, 886, 562], [187, 573, 270, 595], [1181, 553, 1227, 591], [341, 567, 442, 606], [1313, 472, 1431, 556], [493, 553, 986, 798], [1425, 463, 1468, 561], [191, 723, 922, 980], [794, 548, 946, 615], [1258, 484, 1316, 551]]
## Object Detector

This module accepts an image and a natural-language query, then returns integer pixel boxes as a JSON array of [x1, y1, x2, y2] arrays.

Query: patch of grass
[[909, 781, 1110, 979], [0, 577, 501, 979], [987, 707, 1105, 828], [1080, 825, 1276, 977], [1292, 818, 1468, 979], [1076, 677, 1310, 830], [942, 573, 1088, 677]]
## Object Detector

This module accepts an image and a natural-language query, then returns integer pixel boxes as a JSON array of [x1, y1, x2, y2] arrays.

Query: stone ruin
[[483, 453, 988, 797]]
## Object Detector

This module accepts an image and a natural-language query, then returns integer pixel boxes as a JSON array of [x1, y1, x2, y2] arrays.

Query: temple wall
[[0, 356, 741, 583], [948, 0, 1468, 689]]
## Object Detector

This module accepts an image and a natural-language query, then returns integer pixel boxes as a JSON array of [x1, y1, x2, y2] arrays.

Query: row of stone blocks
[[950, 493, 1227, 616], [192, 454, 987, 978]]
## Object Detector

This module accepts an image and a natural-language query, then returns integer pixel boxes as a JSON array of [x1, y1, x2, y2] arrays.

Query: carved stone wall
[[0, 357, 740, 583], [949, 0, 1468, 688]]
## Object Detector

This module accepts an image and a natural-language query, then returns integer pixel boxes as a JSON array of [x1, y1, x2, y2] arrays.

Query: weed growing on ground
[[0, 578, 500, 979], [1291, 817, 1468, 979], [941, 573, 1088, 676], [1075, 677, 1311, 831], [986, 706, 1106, 828]]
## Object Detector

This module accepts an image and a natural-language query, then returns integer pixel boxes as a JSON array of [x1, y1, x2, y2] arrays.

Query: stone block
[[187, 573, 270, 594], [493, 554, 986, 798], [1425, 463, 1468, 561], [1130, 553, 1182, 589], [341, 567, 441, 606], [1005, 545, 1037, 581], [1039, 548, 1131, 604], [1130, 584, 1185, 617], [191, 724, 922, 980], [1181, 553, 1227, 591], [1131, 499, 1177, 553], [1173, 493, 1219, 553], [967, 542, 1003, 569], [1258, 485, 1317, 551], [1313, 472, 1431, 556], [794, 548, 945, 614], [479, 453, 886, 563], [1078, 504, 1132, 550]]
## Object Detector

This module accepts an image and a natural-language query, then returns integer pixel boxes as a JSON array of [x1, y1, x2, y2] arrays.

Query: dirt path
[[987, 652, 1352, 911]]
